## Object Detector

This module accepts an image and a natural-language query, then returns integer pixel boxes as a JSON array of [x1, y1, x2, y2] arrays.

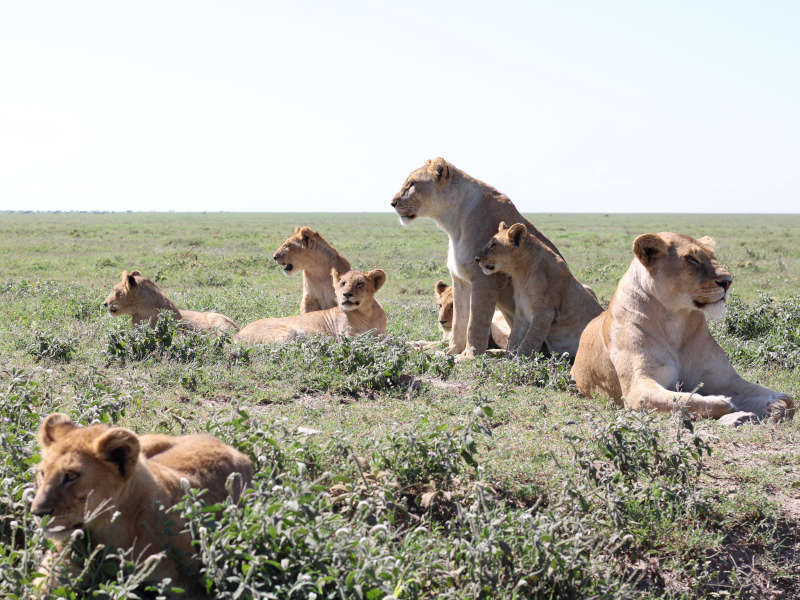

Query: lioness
[[391, 157, 563, 360], [273, 226, 352, 313], [31, 413, 252, 594], [434, 280, 510, 349], [104, 270, 239, 333], [475, 222, 602, 357], [234, 268, 387, 344], [571, 232, 794, 422]]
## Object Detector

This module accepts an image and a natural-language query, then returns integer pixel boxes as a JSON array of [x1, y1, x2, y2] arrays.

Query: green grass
[[0, 212, 799, 598]]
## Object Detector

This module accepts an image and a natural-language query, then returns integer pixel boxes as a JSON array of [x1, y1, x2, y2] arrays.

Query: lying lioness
[[476, 222, 602, 357], [31, 414, 252, 595], [104, 270, 239, 333], [571, 232, 794, 422], [234, 268, 387, 344], [273, 226, 352, 313]]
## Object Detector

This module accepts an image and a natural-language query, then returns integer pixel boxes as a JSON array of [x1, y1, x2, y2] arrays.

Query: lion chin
[[398, 215, 416, 227], [699, 297, 727, 321]]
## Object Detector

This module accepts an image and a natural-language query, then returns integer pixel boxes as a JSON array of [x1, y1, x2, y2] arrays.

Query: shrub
[[469, 351, 575, 390], [27, 330, 76, 362]]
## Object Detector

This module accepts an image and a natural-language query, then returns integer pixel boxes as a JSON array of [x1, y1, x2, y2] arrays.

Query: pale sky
[[1, 1, 798, 213]]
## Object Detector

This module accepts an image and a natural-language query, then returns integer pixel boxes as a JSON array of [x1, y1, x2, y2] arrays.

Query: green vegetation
[[0, 212, 798, 598]]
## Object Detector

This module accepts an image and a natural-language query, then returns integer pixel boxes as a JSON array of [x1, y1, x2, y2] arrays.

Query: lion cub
[[31, 414, 252, 594], [475, 222, 602, 357], [104, 270, 239, 333], [273, 226, 351, 313], [571, 232, 794, 423], [434, 280, 510, 349], [235, 268, 387, 344]]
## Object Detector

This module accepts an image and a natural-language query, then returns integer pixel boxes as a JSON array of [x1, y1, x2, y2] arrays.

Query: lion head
[[390, 157, 453, 226], [434, 280, 454, 336], [103, 271, 176, 318], [31, 414, 141, 542], [273, 226, 325, 274], [475, 221, 530, 276], [632, 232, 732, 320], [332, 268, 386, 312]]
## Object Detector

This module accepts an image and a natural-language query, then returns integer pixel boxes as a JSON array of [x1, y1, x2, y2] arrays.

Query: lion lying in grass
[[234, 268, 387, 344], [31, 414, 252, 595], [391, 157, 563, 360], [571, 232, 794, 423], [475, 222, 602, 357], [104, 270, 239, 333], [273, 226, 352, 313]]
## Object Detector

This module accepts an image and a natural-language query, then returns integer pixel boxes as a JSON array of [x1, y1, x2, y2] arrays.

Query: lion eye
[[340, 282, 345, 287], [115, 291, 122, 297], [357, 282, 364, 288], [62, 472, 79, 484], [685, 256, 700, 267]]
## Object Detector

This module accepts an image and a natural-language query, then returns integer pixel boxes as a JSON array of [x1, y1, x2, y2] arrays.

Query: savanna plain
[[1, 211, 799, 599]]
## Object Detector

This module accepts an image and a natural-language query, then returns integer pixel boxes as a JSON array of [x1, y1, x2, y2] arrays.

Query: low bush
[[27, 330, 76, 362]]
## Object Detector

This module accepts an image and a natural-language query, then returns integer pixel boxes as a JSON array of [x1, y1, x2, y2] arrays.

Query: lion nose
[[390, 195, 399, 208], [343, 291, 353, 298], [439, 320, 447, 325], [474, 256, 481, 263], [716, 277, 732, 291], [272, 253, 280, 261], [103, 302, 108, 307]]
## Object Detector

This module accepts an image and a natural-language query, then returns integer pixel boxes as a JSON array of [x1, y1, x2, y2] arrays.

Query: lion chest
[[446, 237, 476, 282]]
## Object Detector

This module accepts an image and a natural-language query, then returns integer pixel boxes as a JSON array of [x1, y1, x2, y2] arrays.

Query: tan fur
[[435, 280, 510, 349], [104, 270, 239, 333], [571, 232, 794, 421], [391, 157, 563, 360], [234, 269, 387, 344], [476, 222, 602, 357], [273, 226, 352, 313], [31, 414, 253, 594]]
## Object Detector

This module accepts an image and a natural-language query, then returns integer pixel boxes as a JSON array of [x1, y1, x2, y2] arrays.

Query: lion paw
[[718, 411, 759, 427]]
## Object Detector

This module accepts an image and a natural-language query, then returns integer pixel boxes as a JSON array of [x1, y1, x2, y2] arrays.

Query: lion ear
[[507, 223, 526, 247], [298, 226, 314, 248], [435, 280, 448, 295], [633, 233, 668, 266], [38, 414, 76, 448], [129, 270, 142, 277], [428, 157, 450, 183], [94, 428, 140, 480], [123, 271, 137, 287], [697, 235, 716, 251], [497, 221, 508, 233], [367, 269, 386, 291], [331, 268, 340, 282]]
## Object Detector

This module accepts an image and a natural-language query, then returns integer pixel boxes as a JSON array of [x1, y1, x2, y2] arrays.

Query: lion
[[434, 280, 510, 349], [234, 268, 387, 344], [475, 222, 602, 357], [30, 413, 253, 595], [104, 270, 239, 333], [273, 226, 352, 313], [571, 232, 794, 423], [391, 157, 564, 360]]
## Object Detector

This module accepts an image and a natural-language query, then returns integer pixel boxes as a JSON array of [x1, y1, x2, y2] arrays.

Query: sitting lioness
[[571, 232, 794, 423], [31, 413, 252, 594], [234, 268, 387, 344], [273, 226, 352, 313], [104, 270, 239, 333], [391, 157, 563, 360], [475, 222, 602, 357], [434, 280, 510, 349]]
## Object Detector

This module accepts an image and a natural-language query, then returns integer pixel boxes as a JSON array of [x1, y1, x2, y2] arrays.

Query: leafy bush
[[27, 330, 76, 362], [716, 294, 800, 368], [105, 312, 225, 364], [469, 351, 575, 390], [260, 334, 455, 396]]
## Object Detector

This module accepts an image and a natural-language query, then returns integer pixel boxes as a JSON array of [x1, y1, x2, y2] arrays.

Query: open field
[[1, 212, 799, 599]]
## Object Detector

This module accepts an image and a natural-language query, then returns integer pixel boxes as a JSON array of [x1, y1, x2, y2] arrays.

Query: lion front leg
[[459, 276, 500, 360], [448, 275, 470, 355], [516, 307, 555, 357], [625, 377, 735, 419]]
